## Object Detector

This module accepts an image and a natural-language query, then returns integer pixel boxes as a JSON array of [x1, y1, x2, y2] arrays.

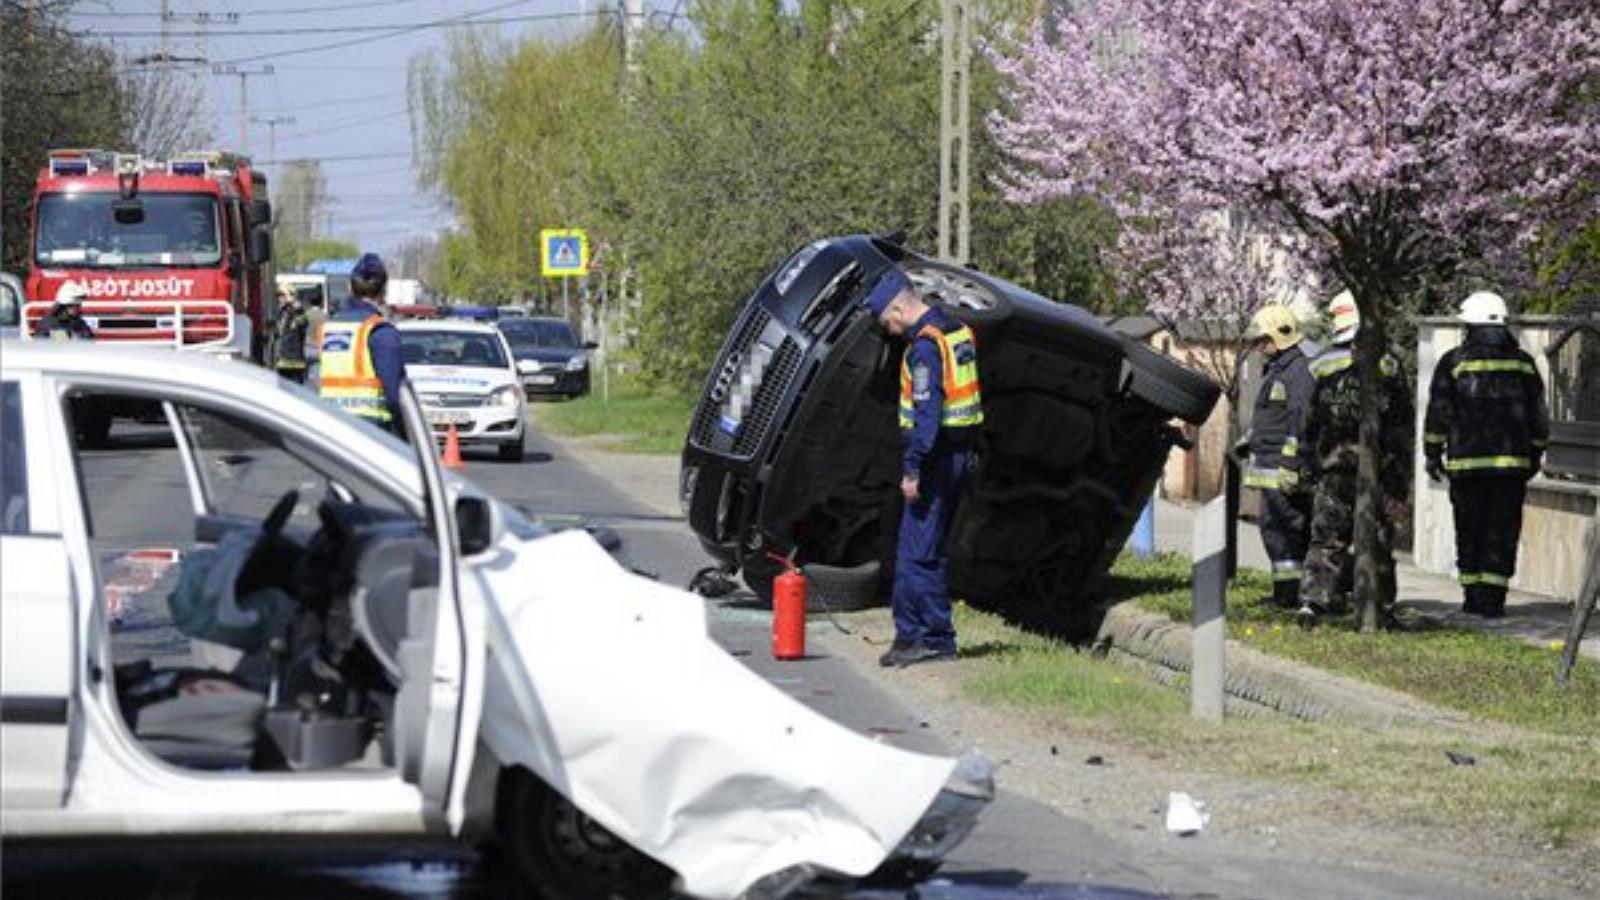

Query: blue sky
[[73, 1, 634, 258]]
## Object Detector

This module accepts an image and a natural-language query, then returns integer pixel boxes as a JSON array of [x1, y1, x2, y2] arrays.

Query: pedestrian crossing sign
[[540, 228, 589, 277]]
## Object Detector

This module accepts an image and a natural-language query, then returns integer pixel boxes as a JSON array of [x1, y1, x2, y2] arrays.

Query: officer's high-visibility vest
[[318, 315, 392, 424], [899, 323, 983, 430]]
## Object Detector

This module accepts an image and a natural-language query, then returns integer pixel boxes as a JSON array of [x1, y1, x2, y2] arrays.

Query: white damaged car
[[0, 342, 991, 899], [399, 320, 528, 462]]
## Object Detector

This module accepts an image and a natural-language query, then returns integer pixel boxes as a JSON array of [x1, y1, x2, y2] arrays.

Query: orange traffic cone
[[442, 423, 465, 470]]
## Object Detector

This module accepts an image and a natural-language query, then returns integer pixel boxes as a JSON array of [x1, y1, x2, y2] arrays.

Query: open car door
[[393, 381, 479, 833]]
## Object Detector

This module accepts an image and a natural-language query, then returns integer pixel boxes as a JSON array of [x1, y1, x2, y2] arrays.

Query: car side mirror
[[250, 228, 273, 265], [251, 199, 272, 227], [456, 495, 504, 557], [583, 340, 598, 350], [516, 359, 538, 374]]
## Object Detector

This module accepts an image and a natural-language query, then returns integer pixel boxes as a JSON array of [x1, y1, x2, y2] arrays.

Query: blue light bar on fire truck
[[169, 159, 207, 176], [48, 150, 92, 177]]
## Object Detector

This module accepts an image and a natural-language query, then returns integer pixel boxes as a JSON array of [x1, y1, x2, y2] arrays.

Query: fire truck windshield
[[35, 192, 221, 268]]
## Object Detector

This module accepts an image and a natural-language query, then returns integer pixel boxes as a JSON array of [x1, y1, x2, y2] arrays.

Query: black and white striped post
[[1191, 495, 1228, 723]]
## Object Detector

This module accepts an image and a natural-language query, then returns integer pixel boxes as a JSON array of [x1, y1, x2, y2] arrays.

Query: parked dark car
[[500, 317, 595, 399], [681, 235, 1220, 639]]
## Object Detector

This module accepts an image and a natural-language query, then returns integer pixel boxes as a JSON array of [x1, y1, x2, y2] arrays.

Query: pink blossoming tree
[[991, 0, 1598, 630]]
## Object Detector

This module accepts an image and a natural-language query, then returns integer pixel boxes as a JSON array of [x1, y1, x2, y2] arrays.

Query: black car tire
[[497, 768, 675, 900], [804, 561, 883, 612], [499, 440, 525, 463], [1119, 338, 1221, 425]]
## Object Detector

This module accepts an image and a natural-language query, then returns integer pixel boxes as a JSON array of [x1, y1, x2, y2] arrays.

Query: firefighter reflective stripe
[[1281, 437, 1298, 459], [1244, 466, 1281, 489], [1424, 432, 1446, 446], [1453, 359, 1538, 379], [1311, 351, 1352, 379], [899, 324, 983, 429], [1460, 572, 1510, 587], [319, 315, 391, 423], [1269, 381, 1288, 402], [1313, 350, 1398, 379], [1271, 561, 1302, 582], [1445, 455, 1531, 472]]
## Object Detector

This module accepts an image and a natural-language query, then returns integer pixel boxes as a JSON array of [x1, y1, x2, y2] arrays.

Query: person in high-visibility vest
[[319, 253, 404, 434], [863, 267, 982, 668], [1423, 291, 1548, 618]]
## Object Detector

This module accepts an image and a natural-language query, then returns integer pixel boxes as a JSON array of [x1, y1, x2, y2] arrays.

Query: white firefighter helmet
[[1327, 290, 1360, 345], [55, 282, 89, 306], [1458, 291, 1509, 326]]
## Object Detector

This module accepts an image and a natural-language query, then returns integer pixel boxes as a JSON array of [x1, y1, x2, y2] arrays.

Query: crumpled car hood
[[476, 530, 957, 899]]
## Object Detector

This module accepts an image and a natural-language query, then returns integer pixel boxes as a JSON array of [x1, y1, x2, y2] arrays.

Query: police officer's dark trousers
[[1259, 488, 1311, 607], [892, 447, 970, 653], [1449, 475, 1526, 616]]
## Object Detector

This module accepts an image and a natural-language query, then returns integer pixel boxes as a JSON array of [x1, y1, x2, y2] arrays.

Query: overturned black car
[[681, 235, 1220, 639]]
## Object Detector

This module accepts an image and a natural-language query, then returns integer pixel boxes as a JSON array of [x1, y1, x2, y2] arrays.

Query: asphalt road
[[3, 421, 1497, 900]]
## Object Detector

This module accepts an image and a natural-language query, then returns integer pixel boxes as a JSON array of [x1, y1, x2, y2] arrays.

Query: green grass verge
[[945, 598, 1600, 852], [535, 377, 696, 455], [1114, 552, 1600, 737]]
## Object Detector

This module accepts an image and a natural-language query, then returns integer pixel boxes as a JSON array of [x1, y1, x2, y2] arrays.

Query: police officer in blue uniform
[[318, 253, 405, 435], [864, 267, 984, 668]]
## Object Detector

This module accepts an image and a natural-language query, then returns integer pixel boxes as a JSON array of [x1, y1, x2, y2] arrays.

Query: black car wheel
[[497, 768, 675, 900], [1119, 338, 1222, 425]]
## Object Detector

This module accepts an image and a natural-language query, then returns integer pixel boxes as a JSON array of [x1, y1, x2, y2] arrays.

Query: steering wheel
[[238, 489, 300, 596], [261, 489, 299, 538]]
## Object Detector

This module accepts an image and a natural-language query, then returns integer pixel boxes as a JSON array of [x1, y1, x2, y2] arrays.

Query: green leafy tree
[[1, 2, 130, 272]]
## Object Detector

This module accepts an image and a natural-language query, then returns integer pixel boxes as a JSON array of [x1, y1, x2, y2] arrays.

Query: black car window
[[501, 320, 577, 349], [400, 329, 509, 368]]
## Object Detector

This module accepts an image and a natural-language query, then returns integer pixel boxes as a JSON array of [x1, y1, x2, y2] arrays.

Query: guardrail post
[[1192, 495, 1227, 723]]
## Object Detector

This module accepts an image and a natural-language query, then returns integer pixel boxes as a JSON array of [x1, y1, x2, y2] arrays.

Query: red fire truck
[[24, 148, 274, 360]]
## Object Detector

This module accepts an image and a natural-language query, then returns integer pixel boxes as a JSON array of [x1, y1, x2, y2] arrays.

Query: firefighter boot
[[1272, 577, 1301, 611], [1461, 583, 1485, 616], [1479, 585, 1508, 620]]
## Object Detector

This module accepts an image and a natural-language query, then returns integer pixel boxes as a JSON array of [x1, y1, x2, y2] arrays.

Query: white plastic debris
[[1165, 791, 1209, 836]]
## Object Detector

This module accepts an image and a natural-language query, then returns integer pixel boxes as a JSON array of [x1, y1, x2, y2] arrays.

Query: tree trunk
[[1351, 297, 1388, 633]]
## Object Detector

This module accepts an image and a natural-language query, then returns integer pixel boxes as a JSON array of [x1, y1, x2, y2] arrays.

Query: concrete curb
[[1095, 603, 1480, 731]]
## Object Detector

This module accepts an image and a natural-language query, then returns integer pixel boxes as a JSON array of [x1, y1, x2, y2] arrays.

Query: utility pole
[[622, 0, 645, 86], [251, 115, 296, 171], [212, 64, 274, 153], [937, 0, 971, 264]]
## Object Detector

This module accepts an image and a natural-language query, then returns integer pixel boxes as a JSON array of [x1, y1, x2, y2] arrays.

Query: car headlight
[[564, 355, 587, 372], [490, 384, 522, 408]]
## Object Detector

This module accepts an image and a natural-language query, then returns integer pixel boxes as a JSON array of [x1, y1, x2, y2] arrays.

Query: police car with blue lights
[[397, 320, 527, 462]]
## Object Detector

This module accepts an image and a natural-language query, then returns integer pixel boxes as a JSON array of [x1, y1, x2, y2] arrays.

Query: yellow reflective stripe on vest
[[1452, 359, 1537, 379], [1244, 468, 1281, 489], [1460, 572, 1510, 587], [1444, 455, 1530, 472], [319, 316, 391, 423], [899, 324, 983, 429], [1423, 432, 1446, 445]]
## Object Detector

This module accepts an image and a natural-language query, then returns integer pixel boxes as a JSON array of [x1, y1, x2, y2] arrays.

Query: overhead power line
[[213, 8, 608, 66], [94, 2, 598, 39], [259, 151, 414, 165], [76, 0, 436, 17]]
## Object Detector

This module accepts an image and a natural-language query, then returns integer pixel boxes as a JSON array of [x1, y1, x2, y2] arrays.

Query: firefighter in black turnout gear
[[1424, 291, 1549, 618], [1241, 304, 1316, 608]]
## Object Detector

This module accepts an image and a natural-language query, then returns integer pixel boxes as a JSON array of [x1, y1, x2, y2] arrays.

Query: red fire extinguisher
[[770, 553, 806, 661]]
